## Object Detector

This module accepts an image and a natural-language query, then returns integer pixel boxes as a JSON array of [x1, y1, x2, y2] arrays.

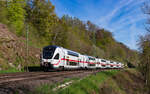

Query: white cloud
[[99, 0, 135, 26], [97, 0, 147, 50]]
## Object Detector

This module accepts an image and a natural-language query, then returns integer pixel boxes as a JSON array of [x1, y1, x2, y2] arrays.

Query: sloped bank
[[0, 23, 40, 71], [58, 70, 119, 94], [34, 69, 147, 94], [99, 69, 146, 94], [33, 70, 120, 94]]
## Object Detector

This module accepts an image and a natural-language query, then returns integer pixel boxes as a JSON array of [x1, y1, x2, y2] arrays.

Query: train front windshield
[[43, 46, 56, 59]]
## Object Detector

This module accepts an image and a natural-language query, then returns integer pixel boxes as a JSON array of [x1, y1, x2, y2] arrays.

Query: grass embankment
[[99, 69, 146, 94], [33, 70, 120, 94], [0, 68, 24, 74]]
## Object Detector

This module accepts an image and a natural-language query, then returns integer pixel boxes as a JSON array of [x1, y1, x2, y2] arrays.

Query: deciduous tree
[[7, 0, 26, 35]]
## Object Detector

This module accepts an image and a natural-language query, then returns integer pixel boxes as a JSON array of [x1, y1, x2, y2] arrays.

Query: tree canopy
[[0, 0, 139, 68]]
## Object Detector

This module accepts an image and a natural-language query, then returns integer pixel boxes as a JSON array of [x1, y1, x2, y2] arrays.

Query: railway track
[[0, 71, 58, 79], [0, 69, 119, 84], [0, 69, 120, 94], [0, 70, 101, 85]]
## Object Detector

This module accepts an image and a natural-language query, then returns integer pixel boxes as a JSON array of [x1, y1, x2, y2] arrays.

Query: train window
[[67, 51, 79, 57], [54, 53, 59, 59], [43, 46, 56, 59], [88, 57, 95, 60], [110, 61, 113, 63], [88, 63, 95, 66], [69, 62, 78, 66], [101, 60, 106, 62]]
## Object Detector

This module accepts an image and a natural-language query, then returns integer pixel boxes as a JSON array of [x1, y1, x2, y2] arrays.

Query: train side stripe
[[53, 58, 118, 66]]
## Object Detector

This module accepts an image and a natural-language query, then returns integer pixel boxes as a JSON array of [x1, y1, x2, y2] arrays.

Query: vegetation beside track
[[31, 69, 147, 94], [0, 68, 24, 74], [32, 70, 119, 94], [98, 69, 146, 94]]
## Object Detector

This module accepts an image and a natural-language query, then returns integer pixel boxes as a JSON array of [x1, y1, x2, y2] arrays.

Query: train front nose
[[44, 62, 53, 69], [42, 59, 54, 69]]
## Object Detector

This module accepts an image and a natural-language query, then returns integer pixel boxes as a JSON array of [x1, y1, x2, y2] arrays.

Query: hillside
[[0, 0, 139, 70], [99, 69, 146, 94], [0, 23, 40, 70]]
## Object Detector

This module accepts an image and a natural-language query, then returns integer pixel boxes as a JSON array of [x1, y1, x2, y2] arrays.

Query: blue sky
[[51, 0, 148, 50]]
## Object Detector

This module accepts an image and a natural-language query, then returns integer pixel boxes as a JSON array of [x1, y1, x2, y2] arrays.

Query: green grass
[[0, 68, 24, 74], [100, 77, 126, 94], [58, 70, 119, 94], [32, 77, 80, 94], [33, 70, 119, 94], [33, 84, 55, 94]]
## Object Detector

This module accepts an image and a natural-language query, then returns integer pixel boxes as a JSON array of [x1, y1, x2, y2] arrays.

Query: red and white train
[[40, 45, 124, 71]]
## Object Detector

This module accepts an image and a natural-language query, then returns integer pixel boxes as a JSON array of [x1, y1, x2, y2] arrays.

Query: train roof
[[43, 45, 60, 49]]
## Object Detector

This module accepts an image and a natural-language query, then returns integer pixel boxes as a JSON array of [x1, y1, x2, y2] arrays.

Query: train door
[[97, 59, 101, 68], [78, 55, 83, 68], [58, 48, 66, 69], [107, 60, 110, 68], [53, 53, 60, 67], [88, 57, 96, 69], [83, 56, 85, 68], [96, 59, 98, 68], [101, 59, 106, 68], [84, 56, 89, 69], [113, 62, 117, 68]]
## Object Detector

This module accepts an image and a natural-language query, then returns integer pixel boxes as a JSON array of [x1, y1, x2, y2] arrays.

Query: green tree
[[61, 15, 86, 30], [0, 1, 9, 24], [138, 34, 150, 91], [138, 2, 150, 92], [51, 21, 68, 47], [26, 0, 57, 38], [7, 0, 26, 35]]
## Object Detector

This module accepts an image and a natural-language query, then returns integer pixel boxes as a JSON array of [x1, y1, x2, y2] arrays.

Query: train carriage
[[100, 59, 107, 69], [118, 62, 122, 68], [40, 45, 124, 71], [96, 58, 101, 69], [106, 60, 111, 68], [109, 61, 114, 68], [116, 62, 120, 68], [78, 54, 85, 69], [41, 45, 61, 69], [113, 61, 117, 68], [41, 45, 80, 70], [87, 56, 96, 69], [64, 50, 80, 69]]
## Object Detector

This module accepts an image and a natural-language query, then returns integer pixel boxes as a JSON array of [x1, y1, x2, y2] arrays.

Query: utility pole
[[26, 23, 29, 72], [25, 0, 29, 72], [5, 0, 29, 71], [93, 31, 96, 57]]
